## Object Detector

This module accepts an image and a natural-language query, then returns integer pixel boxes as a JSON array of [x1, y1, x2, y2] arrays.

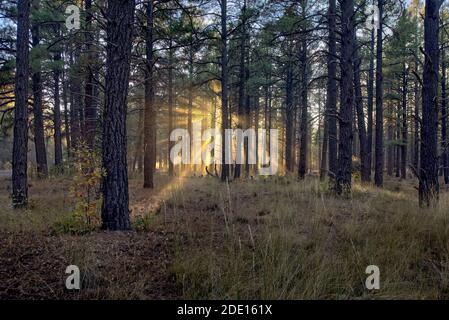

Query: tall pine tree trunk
[[101, 0, 135, 230], [62, 63, 71, 159], [419, 0, 442, 206], [354, 35, 369, 182], [69, 48, 81, 149], [84, 0, 97, 149], [323, 0, 337, 180], [285, 53, 294, 173], [220, 0, 230, 181], [401, 65, 408, 179], [441, 35, 449, 184], [387, 100, 393, 176], [53, 51, 63, 167], [31, 5, 48, 178], [133, 105, 144, 173], [168, 44, 174, 177], [144, 0, 156, 188], [188, 45, 194, 172], [367, 28, 375, 179], [12, 0, 31, 208], [298, 35, 308, 179], [442, 31, 448, 184], [335, 0, 354, 195], [234, 3, 247, 179], [374, 0, 384, 187], [244, 20, 251, 177], [414, 75, 420, 172], [395, 104, 401, 178]]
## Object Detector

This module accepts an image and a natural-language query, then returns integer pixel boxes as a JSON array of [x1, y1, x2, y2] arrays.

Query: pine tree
[[101, 0, 135, 230]]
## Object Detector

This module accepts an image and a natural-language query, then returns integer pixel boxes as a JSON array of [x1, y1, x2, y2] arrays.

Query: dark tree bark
[[419, 0, 442, 206], [69, 48, 82, 150], [298, 35, 308, 179], [31, 3, 48, 178], [387, 109, 393, 176], [254, 90, 260, 172], [285, 49, 294, 173], [188, 44, 194, 171], [292, 93, 298, 171], [168, 43, 174, 177], [244, 21, 251, 177], [410, 4, 421, 175], [133, 106, 144, 173], [12, 0, 31, 208], [354, 36, 369, 182], [395, 104, 401, 178], [263, 77, 273, 171], [367, 28, 375, 179], [317, 91, 322, 172], [62, 64, 71, 159], [401, 65, 409, 179], [234, 2, 247, 179], [352, 108, 358, 158], [374, 0, 384, 187], [84, 0, 97, 149], [53, 51, 63, 167], [101, 0, 135, 231], [442, 31, 449, 184], [320, 110, 329, 180], [335, 0, 354, 195], [322, 0, 337, 180], [220, 0, 230, 182], [144, 0, 156, 188], [413, 73, 420, 172]]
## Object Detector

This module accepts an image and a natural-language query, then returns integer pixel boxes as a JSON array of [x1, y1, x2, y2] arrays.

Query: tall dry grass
[[169, 176, 449, 299]]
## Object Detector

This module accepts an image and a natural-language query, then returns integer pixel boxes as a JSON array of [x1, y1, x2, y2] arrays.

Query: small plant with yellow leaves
[[68, 143, 104, 230]]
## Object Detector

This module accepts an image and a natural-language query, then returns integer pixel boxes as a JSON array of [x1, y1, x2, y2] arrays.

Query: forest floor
[[1, 172, 449, 299]]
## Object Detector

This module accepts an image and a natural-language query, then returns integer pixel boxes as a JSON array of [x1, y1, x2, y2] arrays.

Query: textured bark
[[285, 50, 294, 173], [335, 0, 354, 195], [413, 75, 420, 172], [31, 7, 48, 178], [320, 112, 329, 180], [367, 28, 375, 179], [144, 0, 156, 188], [12, 0, 31, 208], [442, 34, 448, 184], [188, 45, 194, 171], [395, 105, 401, 178], [401, 66, 408, 179], [234, 3, 247, 179], [168, 44, 174, 177], [264, 79, 272, 170], [53, 51, 63, 167], [298, 36, 308, 180], [354, 36, 369, 182], [101, 0, 135, 230], [69, 49, 81, 149], [419, 0, 442, 206], [326, 0, 338, 179], [84, 0, 97, 149], [244, 21, 251, 177], [320, 0, 336, 180], [387, 104, 393, 176], [292, 103, 297, 171], [254, 90, 260, 172], [374, 0, 384, 187], [62, 65, 71, 159], [133, 106, 144, 173], [220, 0, 230, 181]]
